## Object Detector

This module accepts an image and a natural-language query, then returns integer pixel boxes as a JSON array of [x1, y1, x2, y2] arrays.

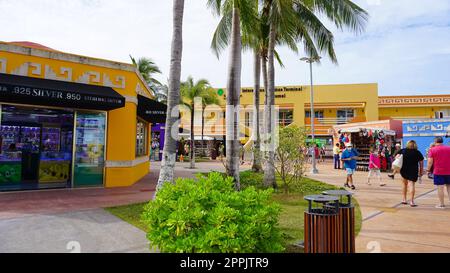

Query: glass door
[[73, 112, 106, 187]]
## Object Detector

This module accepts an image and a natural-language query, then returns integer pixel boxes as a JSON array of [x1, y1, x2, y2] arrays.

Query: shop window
[[244, 110, 264, 128], [305, 110, 323, 119], [136, 119, 148, 157], [337, 109, 355, 124], [435, 111, 445, 119], [0, 104, 74, 191], [245, 112, 251, 128], [279, 109, 294, 127]]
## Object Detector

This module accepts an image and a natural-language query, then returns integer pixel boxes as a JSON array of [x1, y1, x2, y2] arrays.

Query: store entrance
[[0, 105, 74, 191]]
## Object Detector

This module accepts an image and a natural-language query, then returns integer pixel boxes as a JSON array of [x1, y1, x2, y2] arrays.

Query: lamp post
[[301, 56, 321, 174]]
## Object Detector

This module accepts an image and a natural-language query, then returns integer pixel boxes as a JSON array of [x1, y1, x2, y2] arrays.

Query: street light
[[301, 56, 321, 174]]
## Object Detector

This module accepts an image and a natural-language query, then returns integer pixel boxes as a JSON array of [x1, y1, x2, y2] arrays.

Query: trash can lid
[[304, 195, 339, 203], [322, 190, 353, 197]]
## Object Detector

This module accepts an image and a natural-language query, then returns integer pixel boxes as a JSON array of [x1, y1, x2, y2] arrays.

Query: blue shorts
[[346, 168, 355, 175], [434, 175, 450, 186]]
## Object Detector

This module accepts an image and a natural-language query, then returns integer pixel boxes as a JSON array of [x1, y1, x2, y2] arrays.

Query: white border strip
[[106, 156, 149, 168]]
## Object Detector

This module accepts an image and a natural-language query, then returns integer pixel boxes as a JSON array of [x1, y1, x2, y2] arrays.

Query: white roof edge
[[0, 42, 154, 98], [402, 119, 450, 124]]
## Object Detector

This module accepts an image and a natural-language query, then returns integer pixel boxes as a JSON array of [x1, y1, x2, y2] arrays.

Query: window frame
[[136, 118, 149, 157]]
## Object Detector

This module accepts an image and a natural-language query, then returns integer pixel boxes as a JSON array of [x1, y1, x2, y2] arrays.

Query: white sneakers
[[435, 204, 446, 209]]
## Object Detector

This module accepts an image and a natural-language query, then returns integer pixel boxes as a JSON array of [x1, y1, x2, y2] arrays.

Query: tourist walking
[[427, 137, 450, 209], [398, 140, 424, 207], [368, 148, 386, 186], [341, 143, 359, 190], [333, 143, 341, 169], [426, 142, 437, 179], [308, 146, 314, 164], [388, 143, 402, 179], [314, 144, 320, 163], [320, 146, 326, 163]]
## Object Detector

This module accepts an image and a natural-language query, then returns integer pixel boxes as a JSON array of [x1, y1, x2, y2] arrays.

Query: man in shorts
[[341, 143, 359, 190], [427, 136, 450, 209]]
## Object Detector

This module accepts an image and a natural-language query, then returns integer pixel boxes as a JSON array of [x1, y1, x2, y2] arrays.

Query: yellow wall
[[216, 83, 379, 136], [105, 161, 150, 188], [379, 107, 449, 120], [0, 43, 152, 188]]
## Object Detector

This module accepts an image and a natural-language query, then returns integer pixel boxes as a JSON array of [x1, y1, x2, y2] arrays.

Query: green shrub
[[141, 172, 284, 253], [239, 170, 265, 190]]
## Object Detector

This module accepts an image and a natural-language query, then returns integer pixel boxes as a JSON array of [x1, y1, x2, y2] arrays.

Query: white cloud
[[0, 0, 449, 95]]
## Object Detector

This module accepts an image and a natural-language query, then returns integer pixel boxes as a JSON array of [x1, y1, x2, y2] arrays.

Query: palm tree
[[262, 0, 368, 187], [156, 0, 185, 191], [208, 0, 367, 188], [130, 55, 163, 95], [180, 76, 212, 169], [208, 0, 258, 190], [154, 83, 168, 104]]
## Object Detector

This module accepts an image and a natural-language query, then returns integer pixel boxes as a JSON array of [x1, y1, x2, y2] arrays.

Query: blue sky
[[0, 0, 449, 95]]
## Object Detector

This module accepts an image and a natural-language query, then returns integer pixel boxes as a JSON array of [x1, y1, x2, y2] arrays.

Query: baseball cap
[[345, 143, 353, 147]]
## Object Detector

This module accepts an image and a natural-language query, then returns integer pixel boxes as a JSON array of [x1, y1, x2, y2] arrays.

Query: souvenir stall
[[335, 127, 396, 171]]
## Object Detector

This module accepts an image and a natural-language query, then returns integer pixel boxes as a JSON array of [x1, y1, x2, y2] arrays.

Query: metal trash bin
[[304, 195, 340, 253], [323, 190, 355, 253]]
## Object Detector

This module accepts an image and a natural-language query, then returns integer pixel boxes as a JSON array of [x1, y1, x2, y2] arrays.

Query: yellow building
[[379, 95, 450, 120], [0, 42, 165, 192], [199, 83, 379, 148], [202, 85, 450, 150]]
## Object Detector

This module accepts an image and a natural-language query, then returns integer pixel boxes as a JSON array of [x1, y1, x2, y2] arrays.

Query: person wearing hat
[[341, 143, 360, 190]]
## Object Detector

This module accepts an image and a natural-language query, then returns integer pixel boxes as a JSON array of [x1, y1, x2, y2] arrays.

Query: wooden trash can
[[304, 195, 340, 253], [323, 190, 355, 253]]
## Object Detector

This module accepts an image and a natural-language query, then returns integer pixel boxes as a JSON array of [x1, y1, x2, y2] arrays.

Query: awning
[[339, 127, 396, 136], [0, 73, 125, 111], [137, 94, 167, 124]]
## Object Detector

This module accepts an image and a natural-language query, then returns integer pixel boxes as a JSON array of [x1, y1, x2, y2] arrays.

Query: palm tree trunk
[[226, 7, 242, 190], [252, 50, 262, 173], [264, 22, 277, 189], [190, 105, 195, 169], [156, 0, 184, 192], [262, 52, 268, 136]]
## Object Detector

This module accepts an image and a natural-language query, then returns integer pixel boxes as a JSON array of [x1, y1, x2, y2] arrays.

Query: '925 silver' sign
[[13, 86, 82, 101]]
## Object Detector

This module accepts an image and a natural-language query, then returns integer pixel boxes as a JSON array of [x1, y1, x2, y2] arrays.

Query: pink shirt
[[369, 154, 380, 169], [429, 145, 450, 175]]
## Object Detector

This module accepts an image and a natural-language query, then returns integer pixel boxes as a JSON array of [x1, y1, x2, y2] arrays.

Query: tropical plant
[[180, 76, 215, 169], [130, 55, 163, 95], [273, 125, 308, 194], [142, 172, 284, 253], [154, 83, 168, 104], [156, 0, 185, 191], [263, 0, 368, 187], [207, 0, 258, 190], [208, 0, 368, 189]]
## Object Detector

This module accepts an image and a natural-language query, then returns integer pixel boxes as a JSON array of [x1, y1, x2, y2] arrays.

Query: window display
[[0, 104, 107, 191], [73, 112, 106, 187], [0, 104, 74, 191]]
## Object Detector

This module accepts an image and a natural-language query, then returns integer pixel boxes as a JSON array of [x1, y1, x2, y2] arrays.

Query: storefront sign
[[137, 95, 167, 124], [0, 73, 125, 111], [403, 120, 450, 137]]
